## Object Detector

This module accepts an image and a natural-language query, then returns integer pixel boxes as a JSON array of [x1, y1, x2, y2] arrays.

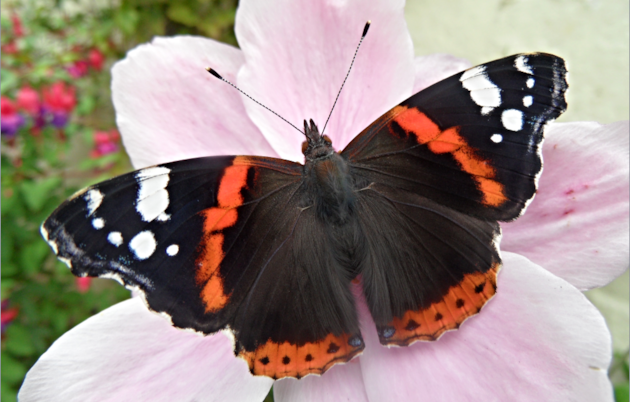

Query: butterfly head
[[302, 119, 334, 161]]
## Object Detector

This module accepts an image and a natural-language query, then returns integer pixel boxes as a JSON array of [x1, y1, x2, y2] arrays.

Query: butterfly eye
[[301, 141, 309, 154], [322, 135, 332, 145]]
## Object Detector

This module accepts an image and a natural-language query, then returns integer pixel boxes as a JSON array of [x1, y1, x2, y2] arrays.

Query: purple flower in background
[[42, 82, 76, 129], [90, 129, 120, 158], [1, 96, 25, 137], [67, 60, 89, 79]]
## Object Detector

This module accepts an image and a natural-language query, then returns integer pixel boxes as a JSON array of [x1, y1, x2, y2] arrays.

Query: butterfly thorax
[[301, 119, 356, 225]]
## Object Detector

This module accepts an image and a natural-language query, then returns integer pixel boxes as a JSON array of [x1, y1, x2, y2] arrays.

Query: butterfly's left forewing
[[343, 53, 568, 345], [42, 155, 364, 379]]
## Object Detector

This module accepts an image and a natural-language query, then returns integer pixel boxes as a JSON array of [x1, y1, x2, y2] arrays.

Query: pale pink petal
[[235, 0, 415, 161], [502, 121, 629, 290], [359, 252, 613, 401], [274, 358, 368, 402], [112, 36, 277, 169], [18, 298, 273, 402], [412, 53, 471, 93]]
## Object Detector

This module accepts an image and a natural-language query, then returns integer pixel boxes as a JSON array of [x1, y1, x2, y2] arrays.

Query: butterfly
[[41, 51, 567, 380]]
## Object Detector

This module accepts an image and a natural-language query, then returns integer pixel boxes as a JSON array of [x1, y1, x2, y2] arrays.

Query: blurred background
[[1, 0, 627, 401]]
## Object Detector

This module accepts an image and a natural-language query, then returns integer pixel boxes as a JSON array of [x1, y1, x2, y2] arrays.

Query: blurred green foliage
[[1, 0, 236, 400]]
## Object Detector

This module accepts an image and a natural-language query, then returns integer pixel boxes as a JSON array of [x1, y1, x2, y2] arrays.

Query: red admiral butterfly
[[41, 43, 567, 379]]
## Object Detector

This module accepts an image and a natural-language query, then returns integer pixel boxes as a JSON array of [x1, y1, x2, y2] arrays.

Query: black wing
[[343, 53, 567, 345], [42, 155, 363, 379]]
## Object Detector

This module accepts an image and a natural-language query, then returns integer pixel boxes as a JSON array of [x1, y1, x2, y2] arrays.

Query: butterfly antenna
[[321, 20, 371, 135], [206, 68, 305, 135]]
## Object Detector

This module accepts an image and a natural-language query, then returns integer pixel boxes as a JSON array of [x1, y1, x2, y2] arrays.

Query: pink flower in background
[[75, 277, 92, 293], [67, 60, 89, 79], [16, 86, 41, 116], [42, 82, 76, 128], [1, 96, 25, 137], [1, 300, 19, 335], [2, 42, 18, 54], [11, 14, 24, 37], [88, 48, 105, 71], [19, 0, 628, 400], [90, 129, 120, 158]]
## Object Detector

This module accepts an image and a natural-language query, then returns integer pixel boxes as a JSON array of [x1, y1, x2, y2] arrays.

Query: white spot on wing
[[523, 95, 533, 107], [526, 78, 535, 88], [157, 212, 171, 222], [460, 65, 484, 81], [481, 106, 494, 115], [85, 189, 104, 216], [92, 218, 105, 229], [40, 224, 59, 254], [136, 167, 171, 222], [515, 55, 534, 75], [502, 109, 524, 132], [166, 244, 179, 256], [108, 231, 123, 247], [129, 230, 157, 260], [460, 65, 501, 113], [490, 134, 503, 143]]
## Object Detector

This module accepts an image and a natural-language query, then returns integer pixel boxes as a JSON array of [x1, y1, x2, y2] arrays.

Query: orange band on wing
[[391, 106, 507, 207], [239, 333, 364, 379], [392, 106, 441, 143], [379, 263, 500, 346], [196, 159, 256, 313], [217, 165, 249, 208]]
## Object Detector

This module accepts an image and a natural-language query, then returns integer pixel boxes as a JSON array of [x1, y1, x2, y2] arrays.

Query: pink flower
[[88, 48, 105, 71], [75, 277, 92, 293], [11, 14, 24, 37], [2, 42, 18, 54], [42, 82, 76, 128], [67, 60, 89, 79], [16, 86, 41, 116], [1, 96, 25, 137], [90, 129, 120, 158], [20, 0, 628, 400], [1, 300, 18, 334]]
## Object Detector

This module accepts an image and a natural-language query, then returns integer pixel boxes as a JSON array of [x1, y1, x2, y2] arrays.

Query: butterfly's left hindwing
[[42, 156, 364, 379]]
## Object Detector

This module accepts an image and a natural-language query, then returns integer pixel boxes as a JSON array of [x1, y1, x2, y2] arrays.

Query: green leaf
[[1, 380, 18, 402], [19, 240, 50, 275], [114, 7, 139, 35], [0, 352, 27, 384], [0, 69, 18, 94], [76, 95, 96, 115], [4, 325, 36, 357], [1, 279, 15, 297], [615, 384, 629, 402], [2, 226, 14, 264], [167, 3, 199, 27], [2, 262, 18, 277], [19, 177, 63, 212], [1, 187, 18, 216]]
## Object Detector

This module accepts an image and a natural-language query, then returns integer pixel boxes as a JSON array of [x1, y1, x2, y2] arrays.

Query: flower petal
[[235, 0, 415, 161], [502, 121, 629, 290], [112, 36, 277, 169], [359, 252, 613, 401], [274, 359, 368, 402], [412, 53, 471, 93], [18, 298, 273, 402]]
